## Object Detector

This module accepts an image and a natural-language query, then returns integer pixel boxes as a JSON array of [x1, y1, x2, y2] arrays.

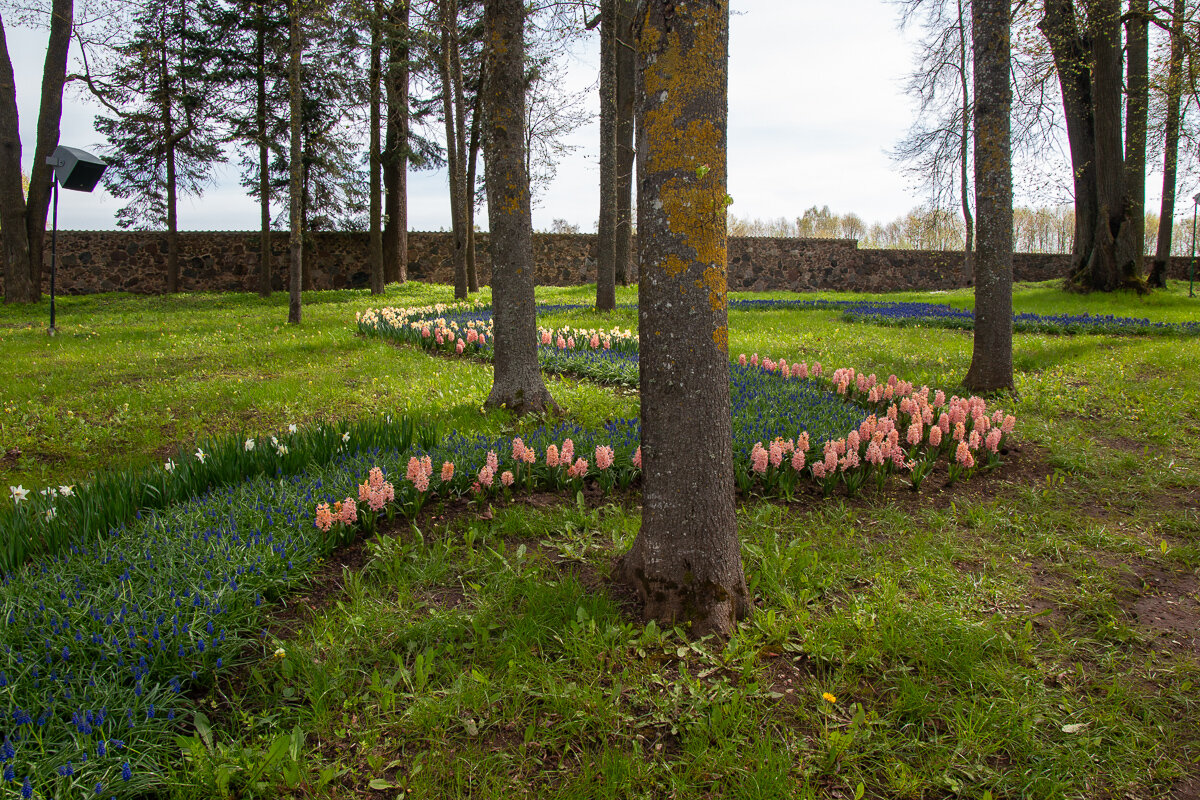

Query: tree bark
[[483, 0, 555, 415], [438, 0, 467, 299], [617, 0, 748, 638], [614, 0, 635, 287], [956, 0, 973, 282], [448, 1, 476, 293], [257, 6, 272, 297], [466, 69, 483, 288], [369, 0, 385, 295], [595, 0, 617, 310], [1150, 0, 1186, 288], [0, 16, 33, 304], [1124, 0, 1148, 274], [287, 0, 302, 323], [963, 0, 1012, 393], [382, 0, 408, 284], [163, 41, 180, 294], [2, 0, 72, 304]]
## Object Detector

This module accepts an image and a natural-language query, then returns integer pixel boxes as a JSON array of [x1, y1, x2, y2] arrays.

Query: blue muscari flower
[[121, 762, 131, 781], [21, 776, 31, 798], [3, 764, 13, 781]]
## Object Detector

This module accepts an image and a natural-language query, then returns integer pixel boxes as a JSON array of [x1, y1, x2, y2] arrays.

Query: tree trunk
[[963, 0, 1013, 393], [1039, 0, 1098, 280], [1150, 0, 1186, 288], [257, 7, 272, 297], [0, 18, 33, 304], [287, 0, 302, 324], [163, 48, 180, 295], [595, 0, 617, 310], [369, 0, 385, 295], [617, 0, 748, 638], [1124, 0, 1148, 273], [438, 0, 467, 299], [449, 1, 476, 293], [382, 0, 409, 284], [466, 73, 483, 288], [3, 0, 72, 304], [956, 0, 973, 282], [482, 0, 555, 415], [614, 0, 635, 287]]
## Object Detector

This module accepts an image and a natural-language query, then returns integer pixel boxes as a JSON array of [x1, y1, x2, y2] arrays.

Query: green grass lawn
[[2, 280, 1198, 799]]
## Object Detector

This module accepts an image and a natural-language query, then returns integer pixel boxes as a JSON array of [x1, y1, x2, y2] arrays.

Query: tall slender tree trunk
[[448, 3, 476, 293], [2, 0, 72, 304], [956, 0, 973, 281], [287, 0, 302, 324], [1151, 0, 1186, 287], [256, 9, 272, 297], [595, 0, 617, 310], [617, 0, 747, 638], [466, 70, 483, 287], [614, 0, 635, 287], [368, 0, 384, 295], [964, 0, 1013, 392], [162, 38, 180, 295], [382, 0, 409, 284], [482, 0, 555, 415], [1124, 0, 1148, 272], [439, 0, 467, 299]]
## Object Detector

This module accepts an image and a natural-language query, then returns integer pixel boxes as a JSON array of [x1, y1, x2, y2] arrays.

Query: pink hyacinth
[[953, 422, 966, 442], [778, 359, 789, 376], [1001, 414, 1016, 434], [595, 445, 614, 470], [315, 503, 334, 532], [886, 404, 898, 421], [546, 444, 560, 468], [567, 336, 575, 349], [369, 467, 385, 488], [992, 409, 1005, 426], [791, 449, 806, 472], [486, 450, 499, 473], [512, 438, 527, 462], [421, 326, 431, 338], [906, 422, 923, 447], [812, 362, 822, 377], [500, 471, 515, 487], [793, 362, 806, 379], [839, 449, 860, 471], [560, 439, 575, 465], [938, 413, 951, 435], [541, 331, 552, 345], [847, 430, 860, 453], [338, 498, 357, 526], [567, 458, 588, 479], [750, 442, 769, 474], [769, 441, 784, 468], [969, 429, 982, 450], [441, 461, 455, 482], [986, 428, 1002, 452], [955, 441, 975, 469], [556, 335, 567, 349], [928, 425, 943, 447], [478, 465, 494, 488], [934, 390, 946, 408], [467, 329, 479, 344], [456, 340, 465, 354], [632, 446, 642, 469], [367, 487, 387, 512], [750, 353, 759, 367], [590, 334, 600, 349], [796, 432, 810, 452], [834, 438, 847, 456], [811, 462, 827, 479], [738, 353, 747, 366], [414, 473, 429, 493], [435, 332, 444, 345], [823, 449, 838, 474], [865, 440, 885, 466], [406, 457, 421, 482]]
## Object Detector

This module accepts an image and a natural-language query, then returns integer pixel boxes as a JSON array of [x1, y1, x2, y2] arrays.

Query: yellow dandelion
[[822, 692, 837, 703]]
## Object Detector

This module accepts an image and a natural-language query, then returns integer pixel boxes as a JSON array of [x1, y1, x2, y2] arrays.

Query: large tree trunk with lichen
[[963, 0, 1012, 392], [2, 0, 71, 304], [287, 0, 302, 324], [614, 0, 635, 287], [383, 0, 409, 285], [1150, 0, 1185, 288], [596, 0, 617, 310], [482, 0, 555, 415], [617, 0, 747, 638]]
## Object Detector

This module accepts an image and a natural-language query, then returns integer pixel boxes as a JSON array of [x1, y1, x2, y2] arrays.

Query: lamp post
[[44, 146, 107, 335], [1192, 192, 1200, 298]]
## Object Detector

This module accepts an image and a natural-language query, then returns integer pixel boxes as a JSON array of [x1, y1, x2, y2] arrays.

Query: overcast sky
[[7, 0, 1183, 232]]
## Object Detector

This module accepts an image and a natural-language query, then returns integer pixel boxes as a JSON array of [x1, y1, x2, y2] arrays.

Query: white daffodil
[[342, 431, 350, 443], [288, 423, 297, 434], [40, 487, 57, 498], [270, 435, 279, 447], [195, 448, 207, 464], [273, 647, 287, 659], [9, 485, 28, 505], [244, 438, 255, 452], [276, 444, 289, 456], [58, 485, 74, 497], [44, 507, 56, 522], [164, 459, 176, 473]]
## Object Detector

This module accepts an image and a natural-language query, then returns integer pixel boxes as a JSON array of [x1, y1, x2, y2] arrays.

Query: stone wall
[[8, 229, 1196, 295]]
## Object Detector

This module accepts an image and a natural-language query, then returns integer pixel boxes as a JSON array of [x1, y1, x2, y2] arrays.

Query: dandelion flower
[[822, 692, 837, 703]]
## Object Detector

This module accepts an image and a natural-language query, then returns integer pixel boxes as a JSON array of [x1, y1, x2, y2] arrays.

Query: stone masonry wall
[[8, 230, 1197, 295]]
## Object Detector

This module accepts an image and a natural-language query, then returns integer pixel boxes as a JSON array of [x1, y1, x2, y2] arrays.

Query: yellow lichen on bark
[[638, 1, 730, 348]]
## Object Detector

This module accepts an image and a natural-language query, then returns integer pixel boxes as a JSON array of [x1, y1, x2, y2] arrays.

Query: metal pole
[[49, 176, 58, 334]]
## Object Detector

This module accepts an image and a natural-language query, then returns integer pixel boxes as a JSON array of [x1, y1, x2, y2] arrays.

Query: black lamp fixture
[[44, 145, 107, 335]]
